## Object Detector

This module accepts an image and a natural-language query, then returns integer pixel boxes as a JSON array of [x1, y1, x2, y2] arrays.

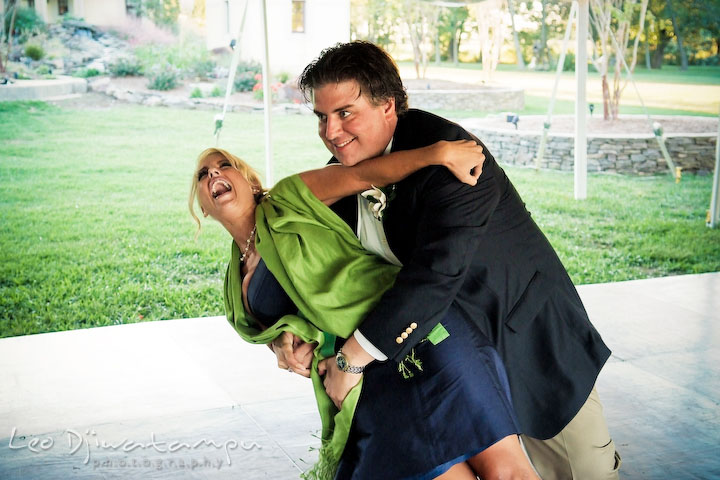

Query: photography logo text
[[8, 427, 262, 470]]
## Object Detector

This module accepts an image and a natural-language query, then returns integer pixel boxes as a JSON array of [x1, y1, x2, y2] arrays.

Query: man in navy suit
[[285, 41, 620, 479]]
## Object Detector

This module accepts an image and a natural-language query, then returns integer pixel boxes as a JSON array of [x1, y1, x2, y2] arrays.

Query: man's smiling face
[[312, 80, 397, 167]]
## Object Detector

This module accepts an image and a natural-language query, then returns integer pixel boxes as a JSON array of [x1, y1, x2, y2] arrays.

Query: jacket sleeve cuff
[[353, 329, 388, 361]]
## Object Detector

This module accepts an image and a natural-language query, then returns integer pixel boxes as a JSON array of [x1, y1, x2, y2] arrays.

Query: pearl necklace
[[240, 225, 257, 263]]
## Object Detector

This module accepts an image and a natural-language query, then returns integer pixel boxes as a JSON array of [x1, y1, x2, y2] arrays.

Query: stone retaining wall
[[464, 127, 717, 175], [408, 88, 523, 112], [0, 76, 87, 101], [91, 78, 308, 114]]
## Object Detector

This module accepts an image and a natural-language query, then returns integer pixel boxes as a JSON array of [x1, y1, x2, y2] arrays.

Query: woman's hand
[[431, 140, 485, 186], [270, 331, 315, 378]]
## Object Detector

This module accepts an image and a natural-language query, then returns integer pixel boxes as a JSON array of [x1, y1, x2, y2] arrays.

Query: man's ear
[[382, 97, 396, 119]]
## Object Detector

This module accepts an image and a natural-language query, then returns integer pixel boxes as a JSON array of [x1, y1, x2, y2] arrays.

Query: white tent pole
[[574, 0, 588, 200], [214, 0, 249, 145], [709, 107, 720, 228], [260, 0, 274, 187]]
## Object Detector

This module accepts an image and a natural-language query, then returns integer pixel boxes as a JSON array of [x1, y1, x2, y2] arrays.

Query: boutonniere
[[360, 184, 396, 220]]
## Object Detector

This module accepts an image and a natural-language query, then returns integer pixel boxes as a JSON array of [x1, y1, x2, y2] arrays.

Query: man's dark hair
[[298, 41, 409, 115]]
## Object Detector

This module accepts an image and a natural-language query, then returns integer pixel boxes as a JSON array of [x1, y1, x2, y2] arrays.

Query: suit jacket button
[[401, 332, 408, 339], [405, 327, 413, 334], [410, 322, 418, 330], [396, 336, 404, 344]]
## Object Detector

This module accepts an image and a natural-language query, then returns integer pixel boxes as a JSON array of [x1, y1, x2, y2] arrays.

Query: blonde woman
[[189, 143, 537, 480]]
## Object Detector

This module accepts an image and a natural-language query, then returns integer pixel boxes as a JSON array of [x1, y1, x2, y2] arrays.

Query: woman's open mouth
[[211, 179, 232, 199]]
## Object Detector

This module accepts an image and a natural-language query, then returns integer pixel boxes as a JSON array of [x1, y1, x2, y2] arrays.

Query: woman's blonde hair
[[188, 147, 265, 237]]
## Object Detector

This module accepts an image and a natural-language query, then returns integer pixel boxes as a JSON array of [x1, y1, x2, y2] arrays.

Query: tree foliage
[[351, 0, 402, 49], [645, 0, 719, 67], [126, 0, 180, 31], [437, 5, 469, 64], [348, 0, 718, 72]]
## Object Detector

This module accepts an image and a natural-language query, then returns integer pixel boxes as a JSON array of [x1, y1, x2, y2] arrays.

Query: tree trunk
[[651, 47, 664, 68], [453, 29, 459, 65], [435, 33, 440, 64], [668, 0, 688, 70], [601, 74, 610, 120], [650, 28, 672, 69], [507, 0, 525, 69], [645, 35, 651, 69], [1, 1, 19, 74], [413, 43, 421, 78], [611, 61, 621, 120]]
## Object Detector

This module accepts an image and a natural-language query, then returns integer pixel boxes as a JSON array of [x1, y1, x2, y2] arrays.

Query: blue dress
[[247, 259, 521, 480]]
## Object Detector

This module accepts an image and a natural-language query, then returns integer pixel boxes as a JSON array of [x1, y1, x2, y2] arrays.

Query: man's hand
[[434, 139, 485, 186], [270, 331, 315, 378], [318, 357, 363, 409]]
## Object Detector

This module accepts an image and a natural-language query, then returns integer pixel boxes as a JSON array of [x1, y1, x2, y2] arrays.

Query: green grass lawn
[[1, 101, 719, 339], [492, 63, 720, 85], [437, 94, 718, 119]]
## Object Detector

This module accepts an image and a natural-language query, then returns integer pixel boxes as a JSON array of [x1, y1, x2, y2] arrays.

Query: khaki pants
[[521, 387, 621, 480]]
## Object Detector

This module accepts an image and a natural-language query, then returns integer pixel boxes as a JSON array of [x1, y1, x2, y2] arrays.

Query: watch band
[[336, 349, 365, 374]]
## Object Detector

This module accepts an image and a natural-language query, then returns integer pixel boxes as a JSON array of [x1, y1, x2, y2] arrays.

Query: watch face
[[336, 354, 348, 371]]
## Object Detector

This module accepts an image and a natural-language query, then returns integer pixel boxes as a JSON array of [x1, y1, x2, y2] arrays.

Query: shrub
[[189, 87, 203, 98], [253, 83, 264, 100], [73, 68, 101, 78], [24, 44, 45, 61], [561, 52, 575, 72], [61, 14, 85, 23], [147, 65, 179, 91], [233, 71, 256, 92], [276, 71, 291, 83], [35, 64, 54, 78], [236, 60, 261, 75], [190, 58, 216, 80], [210, 86, 222, 97], [233, 62, 262, 92], [134, 36, 214, 78], [108, 57, 144, 76], [4, 7, 45, 39]]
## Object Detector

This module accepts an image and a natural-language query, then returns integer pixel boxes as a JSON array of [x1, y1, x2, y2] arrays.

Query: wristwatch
[[335, 349, 365, 374]]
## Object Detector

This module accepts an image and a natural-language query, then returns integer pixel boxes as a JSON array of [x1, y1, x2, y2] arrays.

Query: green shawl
[[224, 174, 400, 479]]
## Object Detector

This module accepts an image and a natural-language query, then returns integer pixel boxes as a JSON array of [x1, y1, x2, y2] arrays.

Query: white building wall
[[81, 0, 127, 26], [9, 0, 126, 26], [207, 0, 350, 78]]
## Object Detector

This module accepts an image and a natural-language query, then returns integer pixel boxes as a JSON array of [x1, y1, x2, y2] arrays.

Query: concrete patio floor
[[1, 272, 718, 479]]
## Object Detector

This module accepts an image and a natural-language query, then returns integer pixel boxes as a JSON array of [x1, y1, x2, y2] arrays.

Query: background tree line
[[350, 0, 720, 71]]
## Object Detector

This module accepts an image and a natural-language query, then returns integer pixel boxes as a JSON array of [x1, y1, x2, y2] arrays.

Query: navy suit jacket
[[330, 109, 610, 439]]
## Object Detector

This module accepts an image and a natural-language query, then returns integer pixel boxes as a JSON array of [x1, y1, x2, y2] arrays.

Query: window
[[58, 0, 68, 16], [291, 0, 305, 33], [27, 0, 35, 8]]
